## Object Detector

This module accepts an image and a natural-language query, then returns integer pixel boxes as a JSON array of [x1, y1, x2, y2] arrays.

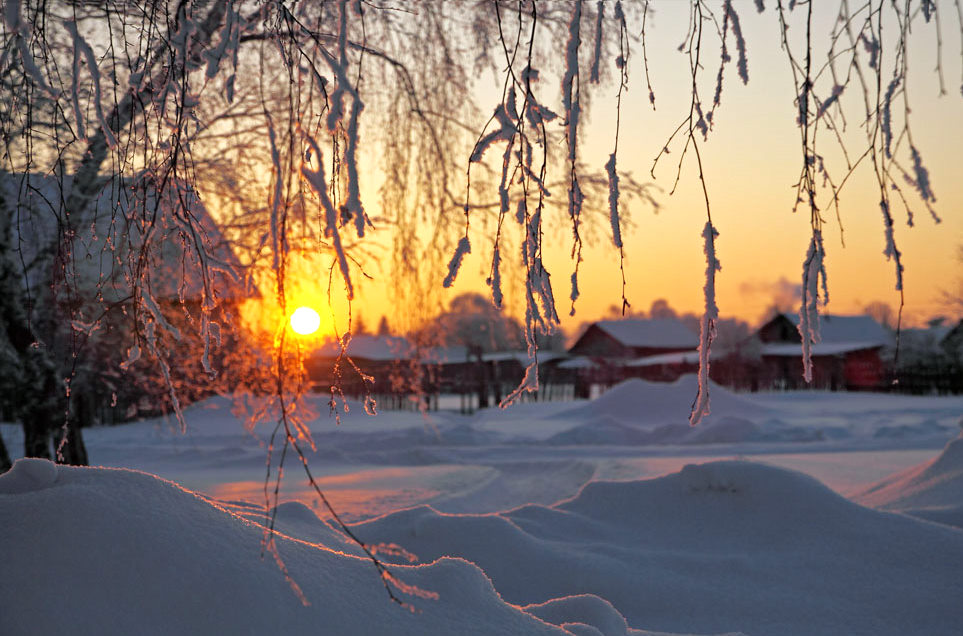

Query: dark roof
[[784, 313, 891, 346], [313, 334, 472, 364]]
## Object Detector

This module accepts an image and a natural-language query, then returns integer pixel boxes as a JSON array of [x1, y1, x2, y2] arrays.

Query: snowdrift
[[547, 377, 773, 445], [429, 460, 597, 514], [0, 459, 572, 636], [855, 433, 963, 528], [356, 460, 963, 636], [558, 376, 769, 428], [5, 389, 963, 636]]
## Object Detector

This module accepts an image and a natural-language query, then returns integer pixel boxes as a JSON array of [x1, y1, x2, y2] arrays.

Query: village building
[[942, 319, 963, 361], [756, 313, 891, 391], [890, 319, 963, 394], [565, 319, 700, 395], [306, 334, 569, 411]]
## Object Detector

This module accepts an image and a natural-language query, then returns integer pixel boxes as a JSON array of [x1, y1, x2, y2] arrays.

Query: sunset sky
[[289, 3, 963, 338]]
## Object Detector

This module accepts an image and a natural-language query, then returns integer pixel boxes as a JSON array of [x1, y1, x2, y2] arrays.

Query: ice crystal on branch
[[690, 222, 720, 427], [798, 230, 828, 384]]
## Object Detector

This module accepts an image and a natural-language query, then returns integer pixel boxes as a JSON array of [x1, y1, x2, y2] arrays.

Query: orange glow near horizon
[[236, 250, 351, 348], [214, 6, 961, 337]]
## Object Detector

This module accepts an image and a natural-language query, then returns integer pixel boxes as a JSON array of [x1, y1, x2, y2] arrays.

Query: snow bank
[[356, 460, 963, 636], [0, 459, 573, 635], [545, 414, 766, 446], [544, 377, 777, 446], [557, 376, 768, 430], [430, 460, 596, 514], [0, 457, 58, 494], [524, 595, 631, 636], [855, 433, 963, 528]]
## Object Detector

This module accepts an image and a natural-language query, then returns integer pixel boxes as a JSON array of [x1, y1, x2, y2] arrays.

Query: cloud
[[739, 277, 802, 314]]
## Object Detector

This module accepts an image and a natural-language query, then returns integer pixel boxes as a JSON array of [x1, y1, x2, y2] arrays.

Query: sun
[[290, 306, 321, 335]]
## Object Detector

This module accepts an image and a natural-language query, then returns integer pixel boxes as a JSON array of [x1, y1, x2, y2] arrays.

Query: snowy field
[[2, 376, 962, 635]]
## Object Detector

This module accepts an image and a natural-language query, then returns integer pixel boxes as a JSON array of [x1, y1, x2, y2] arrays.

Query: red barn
[[569, 319, 699, 359], [566, 319, 699, 394]]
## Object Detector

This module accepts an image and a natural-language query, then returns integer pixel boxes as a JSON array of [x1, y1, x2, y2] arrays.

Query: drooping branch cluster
[[649, 0, 740, 425], [461, 1, 561, 406], [774, 0, 956, 373]]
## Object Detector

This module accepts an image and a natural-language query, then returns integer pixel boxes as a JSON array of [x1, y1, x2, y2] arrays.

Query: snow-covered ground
[[2, 376, 962, 635]]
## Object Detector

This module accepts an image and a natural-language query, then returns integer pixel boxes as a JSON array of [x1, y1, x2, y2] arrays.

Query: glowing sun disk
[[290, 306, 321, 335]]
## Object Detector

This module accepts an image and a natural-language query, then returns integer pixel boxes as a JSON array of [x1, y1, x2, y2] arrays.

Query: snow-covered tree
[[426, 292, 524, 353]]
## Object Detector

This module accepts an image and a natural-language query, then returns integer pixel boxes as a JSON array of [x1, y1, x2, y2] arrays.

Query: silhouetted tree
[[865, 302, 897, 331], [428, 293, 524, 353], [376, 316, 391, 337]]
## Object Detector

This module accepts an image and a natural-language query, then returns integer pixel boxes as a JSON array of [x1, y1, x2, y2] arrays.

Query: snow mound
[[897, 504, 963, 529], [356, 460, 963, 636], [431, 460, 596, 514], [873, 418, 951, 440], [556, 376, 768, 430], [524, 595, 630, 636], [854, 434, 963, 525], [0, 458, 58, 494], [215, 499, 366, 551], [556, 461, 855, 537], [684, 416, 761, 444], [546, 416, 671, 445], [0, 465, 573, 635]]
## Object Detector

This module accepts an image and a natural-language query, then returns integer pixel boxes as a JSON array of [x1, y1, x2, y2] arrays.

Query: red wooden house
[[565, 319, 699, 394], [569, 319, 699, 359], [756, 313, 891, 390]]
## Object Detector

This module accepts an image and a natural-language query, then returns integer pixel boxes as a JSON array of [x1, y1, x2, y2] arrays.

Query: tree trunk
[[22, 417, 52, 460], [2, 193, 56, 462], [19, 346, 64, 462], [0, 430, 11, 473], [56, 391, 92, 466], [471, 346, 489, 409], [54, 421, 89, 466], [23, 430, 52, 459]]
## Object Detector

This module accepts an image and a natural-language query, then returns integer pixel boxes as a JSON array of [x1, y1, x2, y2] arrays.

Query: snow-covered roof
[[316, 334, 413, 361], [557, 356, 597, 369], [314, 337, 477, 364], [481, 350, 562, 364], [898, 326, 953, 354], [785, 314, 891, 346], [419, 345, 469, 364], [593, 319, 698, 349], [761, 342, 883, 357], [1, 172, 247, 303], [626, 351, 704, 367]]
